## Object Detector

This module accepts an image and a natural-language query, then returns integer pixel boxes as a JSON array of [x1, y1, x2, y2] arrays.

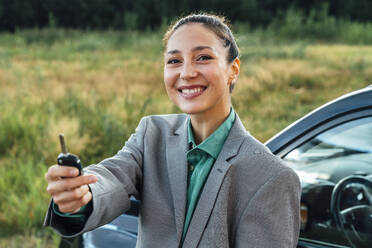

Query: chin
[[177, 104, 205, 115], [179, 108, 200, 115]]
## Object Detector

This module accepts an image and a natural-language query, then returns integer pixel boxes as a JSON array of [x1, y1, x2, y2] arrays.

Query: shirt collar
[[187, 107, 236, 159]]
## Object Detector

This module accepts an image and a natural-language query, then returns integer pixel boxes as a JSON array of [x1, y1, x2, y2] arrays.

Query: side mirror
[[330, 175, 372, 248]]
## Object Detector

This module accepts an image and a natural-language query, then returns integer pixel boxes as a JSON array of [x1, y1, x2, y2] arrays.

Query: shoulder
[[234, 132, 301, 200], [234, 130, 298, 183], [141, 113, 188, 134]]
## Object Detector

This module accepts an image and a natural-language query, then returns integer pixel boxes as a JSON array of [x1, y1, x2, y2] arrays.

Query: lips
[[178, 85, 207, 99]]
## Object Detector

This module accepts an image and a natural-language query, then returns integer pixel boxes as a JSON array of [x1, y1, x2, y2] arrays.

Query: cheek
[[163, 69, 177, 88], [202, 66, 228, 87], [163, 70, 178, 102]]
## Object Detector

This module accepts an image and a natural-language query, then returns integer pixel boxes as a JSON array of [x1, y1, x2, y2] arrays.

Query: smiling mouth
[[178, 86, 207, 98]]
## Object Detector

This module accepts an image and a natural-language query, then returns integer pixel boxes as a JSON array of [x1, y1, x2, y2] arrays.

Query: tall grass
[[0, 16, 372, 246]]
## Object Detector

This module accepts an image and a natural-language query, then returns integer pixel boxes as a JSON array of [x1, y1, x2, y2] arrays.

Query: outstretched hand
[[45, 165, 97, 213]]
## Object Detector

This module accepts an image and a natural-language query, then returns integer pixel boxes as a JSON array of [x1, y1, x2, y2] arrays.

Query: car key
[[57, 134, 83, 176]]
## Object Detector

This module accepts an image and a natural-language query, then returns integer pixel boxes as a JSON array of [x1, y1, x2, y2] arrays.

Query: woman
[[45, 13, 301, 247]]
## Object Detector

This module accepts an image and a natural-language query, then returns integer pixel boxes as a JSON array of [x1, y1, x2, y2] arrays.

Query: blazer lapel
[[183, 115, 246, 247], [166, 118, 189, 242]]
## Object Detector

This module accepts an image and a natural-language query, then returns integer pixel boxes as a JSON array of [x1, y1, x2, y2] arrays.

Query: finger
[[71, 207, 81, 214], [57, 191, 92, 214], [45, 165, 79, 181], [47, 174, 96, 195], [71, 192, 93, 214], [53, 185, 90, 205], [55, 174, 96, 192]]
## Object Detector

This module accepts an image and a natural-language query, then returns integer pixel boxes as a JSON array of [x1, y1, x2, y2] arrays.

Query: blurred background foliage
[[1, 0, 372, 31]]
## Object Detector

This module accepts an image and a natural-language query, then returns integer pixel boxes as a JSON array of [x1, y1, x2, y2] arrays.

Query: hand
[[45, 165, 97, 214]]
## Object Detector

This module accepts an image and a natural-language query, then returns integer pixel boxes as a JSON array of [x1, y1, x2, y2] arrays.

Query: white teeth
[[181, 87, 203, 94]]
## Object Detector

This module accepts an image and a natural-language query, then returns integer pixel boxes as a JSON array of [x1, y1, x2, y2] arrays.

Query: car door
[[266, 87, 372, 248]]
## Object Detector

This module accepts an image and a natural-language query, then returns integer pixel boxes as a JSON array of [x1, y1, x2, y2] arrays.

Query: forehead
[[166, 23, 224, 53]]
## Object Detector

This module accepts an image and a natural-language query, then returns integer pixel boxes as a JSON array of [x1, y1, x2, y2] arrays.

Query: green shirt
[[181, 108, 236, 243], [52, 200, 91, 221]]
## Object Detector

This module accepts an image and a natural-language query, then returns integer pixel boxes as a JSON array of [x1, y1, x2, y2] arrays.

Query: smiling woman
[[44, 13, 301, 248]]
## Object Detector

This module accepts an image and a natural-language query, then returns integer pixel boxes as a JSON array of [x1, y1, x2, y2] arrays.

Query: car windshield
[[284, 116, 372, 184]]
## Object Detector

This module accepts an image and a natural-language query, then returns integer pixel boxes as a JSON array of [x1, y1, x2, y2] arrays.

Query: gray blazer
[[44, 113, 301, 248]]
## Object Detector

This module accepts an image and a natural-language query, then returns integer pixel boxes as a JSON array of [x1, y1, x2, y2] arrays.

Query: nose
[[180, 61, 197, 80]]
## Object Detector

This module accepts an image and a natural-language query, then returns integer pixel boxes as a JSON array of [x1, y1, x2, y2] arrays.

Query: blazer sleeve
[[234, 167, 301, 248], [43, 117, 147, 237]]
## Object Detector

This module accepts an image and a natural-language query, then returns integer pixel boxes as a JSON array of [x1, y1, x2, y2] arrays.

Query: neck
[[190, 105, 231, 145]]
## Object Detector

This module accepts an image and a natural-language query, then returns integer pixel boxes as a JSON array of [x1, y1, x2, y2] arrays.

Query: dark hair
[[163, 13, 240, 92]]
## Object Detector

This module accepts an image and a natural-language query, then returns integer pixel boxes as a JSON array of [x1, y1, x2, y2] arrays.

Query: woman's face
[[164, 23, 239, 117]]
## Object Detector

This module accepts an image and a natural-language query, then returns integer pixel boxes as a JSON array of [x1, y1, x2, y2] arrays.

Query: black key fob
[[58, 134, 83, 176]]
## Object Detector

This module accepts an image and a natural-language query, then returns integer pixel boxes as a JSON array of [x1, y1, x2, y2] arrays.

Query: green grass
[[0, 24, 371, 246]]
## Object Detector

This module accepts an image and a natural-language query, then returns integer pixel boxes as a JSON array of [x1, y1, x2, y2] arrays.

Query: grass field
[[0, 27, 371, 247]]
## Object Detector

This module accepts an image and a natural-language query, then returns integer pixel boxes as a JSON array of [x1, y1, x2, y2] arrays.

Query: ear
[[228, 58, 240, 84]]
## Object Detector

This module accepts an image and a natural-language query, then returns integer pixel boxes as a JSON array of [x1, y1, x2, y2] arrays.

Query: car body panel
[[82, 214, 138, 248]]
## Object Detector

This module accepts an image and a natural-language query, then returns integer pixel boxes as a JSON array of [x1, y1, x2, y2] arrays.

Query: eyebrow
[[167, 46, 213, 54]]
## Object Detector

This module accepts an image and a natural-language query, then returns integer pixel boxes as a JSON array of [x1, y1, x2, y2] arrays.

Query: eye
[[167, 58, 181, 64], [197, 55, 213, 61]]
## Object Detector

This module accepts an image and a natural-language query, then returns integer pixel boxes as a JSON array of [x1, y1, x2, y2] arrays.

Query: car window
[[283, 116, 372, 247]]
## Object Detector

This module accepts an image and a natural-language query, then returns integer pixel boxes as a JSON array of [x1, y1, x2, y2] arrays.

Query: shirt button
[[190, 165, 194, 171]]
